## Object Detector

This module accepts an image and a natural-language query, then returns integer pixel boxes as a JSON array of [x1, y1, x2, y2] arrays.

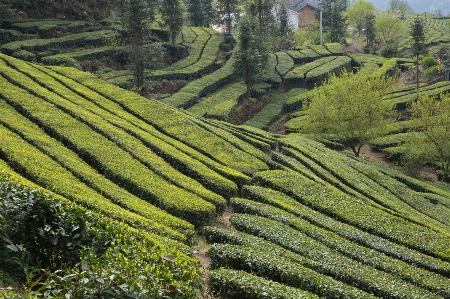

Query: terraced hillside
[[1, 53, 450, 298]]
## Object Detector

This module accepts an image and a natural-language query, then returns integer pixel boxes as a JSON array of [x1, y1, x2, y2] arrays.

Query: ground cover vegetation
[[1, 0, 450, 297]]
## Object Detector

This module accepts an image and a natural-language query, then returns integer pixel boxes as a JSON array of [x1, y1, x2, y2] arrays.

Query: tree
[[186, 0, 204, 26], [159, 0, 184, 44], [249, 0, 276, 36], [329, 1, 347, 43], [346, 0, 376, 36], [300, 70, 396, 157], [316, 0, 348, 43], [202, 0, 217, 27], [410, 15, 427, 98], [375, 14, 405, 57], [278, 3, 290, 36], [233, 14, 269, 100], [402, 94, 450, 181], [364, 12, 376, 53], [217, 0, 239, 35], [389, 0, 399, 11], [118, 0, 162, 87]]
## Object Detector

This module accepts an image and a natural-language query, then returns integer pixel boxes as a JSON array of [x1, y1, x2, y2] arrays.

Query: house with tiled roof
[[284, 0, 319, 29]]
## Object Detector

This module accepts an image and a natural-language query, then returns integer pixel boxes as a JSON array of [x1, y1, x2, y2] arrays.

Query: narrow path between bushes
[[194, 204, 234, 299]]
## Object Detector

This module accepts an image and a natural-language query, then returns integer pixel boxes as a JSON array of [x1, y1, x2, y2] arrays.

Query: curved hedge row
[[41, 46, 125, 68], [229, 203, 450, 297], [0, 121, 187, 242], [47, 65, 264, 178], [1, 30, 116, 57], [188, 82, 246, 120], [208, 244, 378, 299], [0, 98, 194, 239], [160, 54, 237, 108], [284, 56, 336, 85], [1, 55, 227, 213], [0, 61, 217, 228], [24, 60, 239, 199], [252, 169, 450, 261], [209, 268, 319, 299]]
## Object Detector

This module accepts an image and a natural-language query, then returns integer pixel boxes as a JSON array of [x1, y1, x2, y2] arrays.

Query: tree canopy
[[346, 0, 376, 36], [233, 14, 269, 100], [402, 94, 450, 181], [410, 15, 427, 97], [300, 70, 397, 157], [375, 14, 405, 57]]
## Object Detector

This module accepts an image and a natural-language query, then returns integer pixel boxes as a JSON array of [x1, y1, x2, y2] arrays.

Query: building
[[284, 0, 319, 29]]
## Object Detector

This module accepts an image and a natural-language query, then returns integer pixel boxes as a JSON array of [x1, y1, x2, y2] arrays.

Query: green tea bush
[[0, 180, 94, 283], [37, 25, 57, 39], [0, 29, 22, 45], [0, 178, 202, 299], [209, 268, 319, 299]]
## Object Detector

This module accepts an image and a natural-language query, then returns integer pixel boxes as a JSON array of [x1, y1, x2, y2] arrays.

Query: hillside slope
[[1, 53, 450, 298]]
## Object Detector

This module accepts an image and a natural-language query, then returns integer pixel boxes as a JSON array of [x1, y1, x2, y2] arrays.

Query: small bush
[[12, 50, 36, 62], [422, 56, 438, 67], [38, 25, 57, 39]]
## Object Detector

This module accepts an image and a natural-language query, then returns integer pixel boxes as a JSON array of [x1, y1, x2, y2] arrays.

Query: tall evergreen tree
[[316, 0, 347, 43], [233, 14, 269, 100], [187, 0, 204, 26], [364, 12, 376, 53], [410, 15, 427, 98], [217, 0, 239, 35], [202, 0, 217, 27], [278, 2, 290, 37], [114, 0, 161, 87], [159, 0, 184, 43], [249, 0, 276, 36]]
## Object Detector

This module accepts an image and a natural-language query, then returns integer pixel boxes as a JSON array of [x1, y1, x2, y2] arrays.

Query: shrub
[[422, 56, 438, 67], [0, 29, 22, 45], [38, 24, 57, 39]]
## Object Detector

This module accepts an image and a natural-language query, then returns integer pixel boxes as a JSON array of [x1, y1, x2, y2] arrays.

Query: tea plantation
[[1, 11, 450, 298], [1, 51, 450, 298]]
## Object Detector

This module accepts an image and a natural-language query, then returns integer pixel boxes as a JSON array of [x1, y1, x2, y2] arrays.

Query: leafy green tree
[[233, 14, 269, 100], [159, 0, 184, 44], [0, 0, 20, 19], [410, 15, 427, 98], [329, 2, 347, 43], [389, 0, 400, 11], [398, 1, 410, 16], [346, 0, 376, 36], [300, 70, 396, 157], [403, 94, 450, 181], [375, 14, 405, 57]]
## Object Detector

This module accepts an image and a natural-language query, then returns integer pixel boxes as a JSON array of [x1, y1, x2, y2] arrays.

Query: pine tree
[[316, 0, 347, 43], [202, 0, 217, 27], [187, 0, 204, 26], [159, 0, 184, 44], [364, 12, 376, 53], [217, 0, 239, 35], [278, 3, 290, 37], [410, 15, 427, 98], [233, 14, 269, 100]]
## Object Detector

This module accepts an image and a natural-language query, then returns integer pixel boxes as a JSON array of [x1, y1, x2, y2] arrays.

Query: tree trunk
[[416, 55, 420, 99]]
